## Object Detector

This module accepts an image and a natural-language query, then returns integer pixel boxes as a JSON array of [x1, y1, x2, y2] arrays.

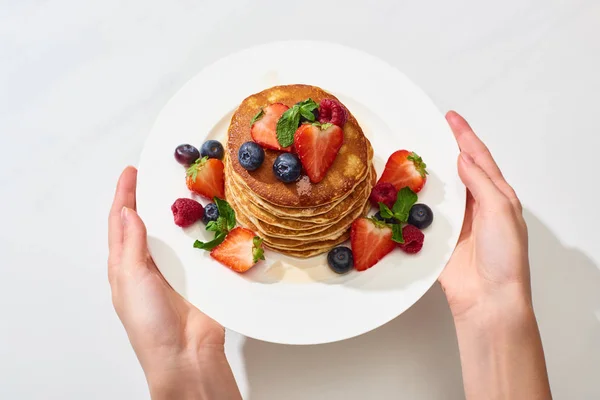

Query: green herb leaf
[[252, 236, 265, 263], [276, 106, 300, 147], [391, 224, 404, 244], [250, 109, 264, 126], [193, 232, 227, 251], [298, 98, 318, 112], [185, 156, 208, 183], [392, 187, 418, 222], [299, 107, 316, 122], [378, 203, 394, 219], [214, 197, 236, 231], [206, 218, 227, 233]]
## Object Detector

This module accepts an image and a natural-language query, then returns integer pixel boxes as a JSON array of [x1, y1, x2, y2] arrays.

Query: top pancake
[[226, 84, 371, 208]]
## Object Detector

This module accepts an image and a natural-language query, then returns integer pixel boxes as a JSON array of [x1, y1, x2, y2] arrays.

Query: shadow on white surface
[[525, 210, 600, 399], [241, 284, 464, 400]]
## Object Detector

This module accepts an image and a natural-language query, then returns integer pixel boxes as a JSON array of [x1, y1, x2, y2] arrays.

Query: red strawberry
[[210, 227, 265, 273], [250, 103, 292, 151], [294, 123, 344, 183], [186, 157, 225, 200], [378, 150, 428, 193], [350, 218, 396, 271]]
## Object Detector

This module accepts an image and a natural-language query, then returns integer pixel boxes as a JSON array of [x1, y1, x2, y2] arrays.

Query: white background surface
[[1, 0, 599, 399]]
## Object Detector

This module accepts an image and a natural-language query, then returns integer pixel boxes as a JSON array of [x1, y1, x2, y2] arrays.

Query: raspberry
[[398, 225, 424, 254], [319, 99, 348, 127], [369, 182, 397, 209], [171, 198, 204, 227]]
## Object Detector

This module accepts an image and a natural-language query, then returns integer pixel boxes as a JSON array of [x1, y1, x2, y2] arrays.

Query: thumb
[[120, 207, 149, 266], [457, 151, 504, 205]]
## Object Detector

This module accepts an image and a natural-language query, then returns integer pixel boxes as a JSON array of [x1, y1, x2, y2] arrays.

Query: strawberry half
[[378, 150, 428, 193], [294, 123, 344, 183], [350, 218, 396, 271], [210, 227, 265, 273], [250, 103, 292, 151], [186, 157, 225, 200]]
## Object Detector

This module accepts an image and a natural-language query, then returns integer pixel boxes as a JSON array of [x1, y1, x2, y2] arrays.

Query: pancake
[[224, 140, 374, 220], [226, 84, 370, 208], [226, 162, 374, 230]]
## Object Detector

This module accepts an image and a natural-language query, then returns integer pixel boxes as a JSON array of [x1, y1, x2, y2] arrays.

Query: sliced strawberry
[[186, 157, 225, 200], [294, 123, 344, 183], [250, 103, 292, 151], [378, 150, 428, 193], [210, 227, 265, 273], [350, 218, 396, 271]]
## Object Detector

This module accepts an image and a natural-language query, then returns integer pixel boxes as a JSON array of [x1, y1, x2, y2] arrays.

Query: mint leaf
[[250, 109, 264, 126], [276, 106, 300, 147], [391, 224, 404, 244], [378, 203, 394, 219], [214, 197, 236, 231], [299, 107, 316, 122], [298, 98, 318, 113], [252, 236, 265, 263], [193, 232, 227, 251], [206, 218, 226, 233], [392, 187, 418, 222]]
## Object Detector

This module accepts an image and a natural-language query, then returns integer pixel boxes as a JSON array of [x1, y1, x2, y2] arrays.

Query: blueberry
[[238, 142, 265, 171], [200, 140, 224, 160], [202, 203, 219, 225], [327, 247, 354, 274], [273, 153, 302, 183], [373, 211, 398, 224], [174, 144, 200, 166], [407, 204, 433, 229]]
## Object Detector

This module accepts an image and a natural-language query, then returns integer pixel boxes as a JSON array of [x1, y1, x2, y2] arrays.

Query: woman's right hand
[[439, 111, 530, 319], [439, 111, 551, 399]]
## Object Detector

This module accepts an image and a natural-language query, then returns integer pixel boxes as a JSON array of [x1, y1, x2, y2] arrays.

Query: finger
[[458, 151, 506, 206], [108, 167, 138, 275], [120, 207, 149, 268], [446, 111, 518, 202]]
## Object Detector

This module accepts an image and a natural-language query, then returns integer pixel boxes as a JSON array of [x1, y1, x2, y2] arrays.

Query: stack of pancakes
[[224, 85, 375, 258]]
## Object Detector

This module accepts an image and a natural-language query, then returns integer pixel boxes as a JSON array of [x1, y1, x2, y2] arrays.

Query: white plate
[[137, 41, 465, 345]]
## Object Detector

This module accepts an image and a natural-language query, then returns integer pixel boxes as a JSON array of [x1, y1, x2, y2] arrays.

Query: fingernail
[[461, 151, 474, 165], [121, 207, 129, 225]]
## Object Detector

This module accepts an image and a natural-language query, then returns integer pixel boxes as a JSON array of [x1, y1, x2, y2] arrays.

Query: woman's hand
[[108, 166, 241, 400], [440, 111, 530, 319], [440, 111, 551, 399]]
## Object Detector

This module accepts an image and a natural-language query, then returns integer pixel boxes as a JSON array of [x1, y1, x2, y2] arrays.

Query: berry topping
[[186, 157, 225, 200], [200, 140, 224, 160], [350, 218, 396, 271], [210, 227, 265, 273], [373, 211, 398, 224], [318, 99, 348, 127], [294, 122, 343, 183], [238, 141, 265, 171], [174, 144, 200, 166], [171, 198, 204, 227], [327, 246, 354, 274], [202, 202, 219, 225], [369, 182, 397, 209], [408, 204, 433, 230], [378, 150, 428, 193], [398, 225, 425, 254], [273, 153, 302, 183], [276, 99, 319, 147], [251, 103, 292, 151]]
